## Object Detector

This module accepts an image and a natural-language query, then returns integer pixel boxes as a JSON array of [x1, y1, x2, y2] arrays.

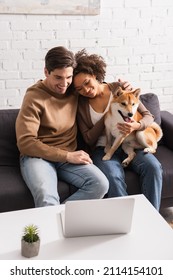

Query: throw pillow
[[140, 93, 161, 125]]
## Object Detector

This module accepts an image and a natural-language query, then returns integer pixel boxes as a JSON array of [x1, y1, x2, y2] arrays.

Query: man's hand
[[118, 78, 133, 91], [66, 150, 93, 164], [117, 121, 141, 136]]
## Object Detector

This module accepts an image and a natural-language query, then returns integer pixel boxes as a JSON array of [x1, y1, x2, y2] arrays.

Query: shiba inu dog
[[102, 87, 163, 167]]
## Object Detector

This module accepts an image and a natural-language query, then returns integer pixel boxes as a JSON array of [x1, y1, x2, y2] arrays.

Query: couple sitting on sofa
[[15, 46, 162, 211]]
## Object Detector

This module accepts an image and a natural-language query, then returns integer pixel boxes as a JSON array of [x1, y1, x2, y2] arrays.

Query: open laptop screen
[[60, 197, 135, 238]]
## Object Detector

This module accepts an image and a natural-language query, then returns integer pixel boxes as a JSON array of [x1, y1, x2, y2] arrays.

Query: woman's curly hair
[[73, 49, 107, 83]]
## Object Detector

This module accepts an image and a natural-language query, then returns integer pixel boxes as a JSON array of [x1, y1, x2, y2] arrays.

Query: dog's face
[[111, 87, 141, 122]]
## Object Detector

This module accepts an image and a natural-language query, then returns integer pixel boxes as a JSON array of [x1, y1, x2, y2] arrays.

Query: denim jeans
[[92, 146, 163, 211], [20, 156, 109, 207]]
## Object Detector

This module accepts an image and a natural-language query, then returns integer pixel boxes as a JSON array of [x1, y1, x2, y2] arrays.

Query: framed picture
[[0, 0, 100, 15]]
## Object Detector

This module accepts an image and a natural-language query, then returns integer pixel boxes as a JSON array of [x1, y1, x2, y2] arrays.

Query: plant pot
[[21, 239, 40, 258]]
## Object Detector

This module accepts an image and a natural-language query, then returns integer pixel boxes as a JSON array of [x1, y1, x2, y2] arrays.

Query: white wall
[[0, 0, 173, 113]]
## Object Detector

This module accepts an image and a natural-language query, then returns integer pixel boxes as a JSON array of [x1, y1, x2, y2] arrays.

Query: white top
[[89, 93, 112, 147]]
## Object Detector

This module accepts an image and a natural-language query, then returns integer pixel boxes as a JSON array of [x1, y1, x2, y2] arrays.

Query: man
[[16, 46, 109, 207]]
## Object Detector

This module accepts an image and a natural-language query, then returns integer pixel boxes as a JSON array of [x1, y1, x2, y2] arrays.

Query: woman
[[73, 49, 162, 211]]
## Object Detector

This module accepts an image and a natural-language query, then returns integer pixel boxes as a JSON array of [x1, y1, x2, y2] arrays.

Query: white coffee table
[[0, 194, 173, 260]]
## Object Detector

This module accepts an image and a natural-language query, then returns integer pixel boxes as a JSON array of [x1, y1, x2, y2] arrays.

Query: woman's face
[[73, 73, 99, 98]]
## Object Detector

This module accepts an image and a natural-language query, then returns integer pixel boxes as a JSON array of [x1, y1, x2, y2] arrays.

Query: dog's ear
[[132, 88, 141, 98], [113, 86, 123, 97]]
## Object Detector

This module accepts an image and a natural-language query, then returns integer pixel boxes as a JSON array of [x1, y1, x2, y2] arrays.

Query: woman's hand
[[118, 78, 133, 91], [117, 121, 141, 136]]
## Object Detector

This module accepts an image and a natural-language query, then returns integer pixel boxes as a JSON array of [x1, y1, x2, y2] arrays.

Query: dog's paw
[[102, 154, 111, 161], [122, 159, 130, 168], [144, 147, 156, 153]]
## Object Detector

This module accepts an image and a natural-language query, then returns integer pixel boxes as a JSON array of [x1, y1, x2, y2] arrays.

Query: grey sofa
[[0, 93, 173, 213]]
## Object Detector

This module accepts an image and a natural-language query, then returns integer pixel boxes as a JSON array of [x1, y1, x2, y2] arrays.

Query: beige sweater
[[16, 80, 78, 162]]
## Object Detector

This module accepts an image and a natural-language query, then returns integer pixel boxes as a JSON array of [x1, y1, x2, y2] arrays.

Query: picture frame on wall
[[0, 0, 100, 15]]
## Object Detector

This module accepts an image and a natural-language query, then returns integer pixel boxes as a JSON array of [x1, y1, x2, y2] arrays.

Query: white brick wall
[[0, 0, 173, 113]]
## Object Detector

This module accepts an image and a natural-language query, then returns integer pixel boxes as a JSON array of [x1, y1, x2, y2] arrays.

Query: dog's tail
[[150, 122, 163, 142]]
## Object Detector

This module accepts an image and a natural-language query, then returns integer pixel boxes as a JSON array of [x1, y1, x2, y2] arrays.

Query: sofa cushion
[[140, 93, 161, 125], [0, 109, 19, 166], [0, 166, 35, 212]]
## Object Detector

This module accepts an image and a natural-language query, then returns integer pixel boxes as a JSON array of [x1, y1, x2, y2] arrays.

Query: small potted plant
[[21, 224, 40, 258]]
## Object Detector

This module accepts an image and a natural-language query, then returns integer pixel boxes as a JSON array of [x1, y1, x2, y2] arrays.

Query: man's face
[[44, 67, 73, 95]]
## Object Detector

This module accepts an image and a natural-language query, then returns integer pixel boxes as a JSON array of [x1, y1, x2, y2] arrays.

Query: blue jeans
[[92, 147, 163, 211], [20, 156, 109, 207]]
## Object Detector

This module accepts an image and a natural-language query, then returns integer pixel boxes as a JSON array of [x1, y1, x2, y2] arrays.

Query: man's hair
[[45, 46, 76, 73]]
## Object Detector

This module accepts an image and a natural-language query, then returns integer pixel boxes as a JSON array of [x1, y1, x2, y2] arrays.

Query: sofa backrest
[[0, 109, 20, 166]]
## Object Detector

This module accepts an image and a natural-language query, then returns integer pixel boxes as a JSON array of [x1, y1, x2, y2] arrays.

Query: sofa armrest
[[161, 111, 173, 150]]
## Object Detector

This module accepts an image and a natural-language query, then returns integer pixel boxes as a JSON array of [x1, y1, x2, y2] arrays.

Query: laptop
[[60, 196, 135, 238]]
